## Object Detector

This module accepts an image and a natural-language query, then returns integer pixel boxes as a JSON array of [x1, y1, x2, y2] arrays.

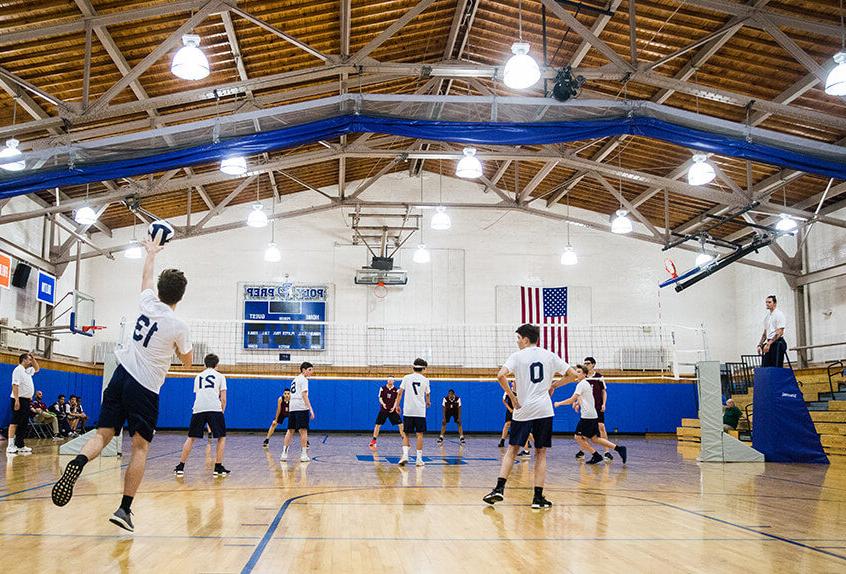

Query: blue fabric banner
[[2, 114, 845, 199], [751, 367, 828, 464]]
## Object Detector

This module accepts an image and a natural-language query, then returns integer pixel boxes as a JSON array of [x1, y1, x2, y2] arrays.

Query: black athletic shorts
[[575, 418, 601, 438], [288, 410, 310, 431], [510, 416, 553, 449], [276, 412, 288, 425], [98, 364, 159, 442], [9, 397, 30, 426], [375, 409, 401, 426], [404, 415, 427, 434], [443, 410, 460, 423], [504, 408, 513, 423], [188, 411, 226, 438]]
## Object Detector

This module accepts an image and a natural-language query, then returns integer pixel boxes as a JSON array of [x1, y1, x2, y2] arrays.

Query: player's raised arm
[[141, 239, 163, 292], [550, 366, 578, 392], [28, 352, 40, 374], [497, 365, 519, 409]]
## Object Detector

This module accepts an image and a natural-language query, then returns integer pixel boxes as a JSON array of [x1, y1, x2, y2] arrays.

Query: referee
[[757, 295, 788, 367], [7, 352, 39, 454]]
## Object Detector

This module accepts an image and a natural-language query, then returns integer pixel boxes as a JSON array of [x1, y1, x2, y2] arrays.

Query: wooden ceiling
[[0, 0, 843, 244]]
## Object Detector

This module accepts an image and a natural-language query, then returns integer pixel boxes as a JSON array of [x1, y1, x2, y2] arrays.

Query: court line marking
[[0, 532, 260, 541], [272, 536, 776, 542], [0, 448, 182, 501]]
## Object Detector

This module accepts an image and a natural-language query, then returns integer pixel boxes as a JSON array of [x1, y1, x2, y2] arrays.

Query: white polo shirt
[[10, 365, 35, 399], [764, 309, 787, 340]]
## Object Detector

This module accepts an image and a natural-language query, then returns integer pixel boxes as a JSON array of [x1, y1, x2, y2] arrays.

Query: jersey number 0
[[529, 362, 544, 384]]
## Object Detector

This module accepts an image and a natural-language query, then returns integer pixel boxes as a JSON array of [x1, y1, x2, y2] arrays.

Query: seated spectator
[[723, 398, 742, 432], [50, 394, 73, 437], [31, 390, 60, 440], [68, 395, 88, 435]]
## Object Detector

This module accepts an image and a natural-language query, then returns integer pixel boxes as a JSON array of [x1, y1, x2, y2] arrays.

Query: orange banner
[[0, 252, 10, 289]]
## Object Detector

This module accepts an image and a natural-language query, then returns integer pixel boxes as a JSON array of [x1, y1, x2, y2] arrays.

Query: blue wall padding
[[0, 363, 102, 427], [156, 377, 698, 433], [752, 367, 828, 464]]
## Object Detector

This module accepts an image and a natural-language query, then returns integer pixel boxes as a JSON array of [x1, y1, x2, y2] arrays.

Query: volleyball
[[148, 220, 175, 246]]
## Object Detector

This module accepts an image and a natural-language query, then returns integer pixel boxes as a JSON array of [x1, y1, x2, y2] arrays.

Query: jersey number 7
[[412, 381, 421, 395], [132, 314, 159, 348]]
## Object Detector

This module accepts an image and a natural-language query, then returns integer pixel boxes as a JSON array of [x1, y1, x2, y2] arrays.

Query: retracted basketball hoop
[[373, 281, 387, 299], [664, 259, 678, 279], [81, 325, 106, 334]]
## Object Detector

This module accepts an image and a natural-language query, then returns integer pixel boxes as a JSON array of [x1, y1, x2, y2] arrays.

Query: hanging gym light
[[560, 246, 578, 266], [74, 184, 98, 225], [171, 34, 210, 80], [430, 205, 452, 230], [502, 0, 540, 90], [610, 209, 633, 234], [455, 147, 482, 179], [220, 155, 247, 176], [775, 213, 798, 233], [264, 242, 281, 262], [413, 244, 431, 263], [0, 138, 25, 171], [827, 1, 846, 95], [246, 177, 267, 228], [687, 153, 716, 186], [124, 243, 143, 259]]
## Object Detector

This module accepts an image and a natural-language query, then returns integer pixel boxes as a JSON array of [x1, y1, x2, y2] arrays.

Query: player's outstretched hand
[[143, 238, 164, 255]]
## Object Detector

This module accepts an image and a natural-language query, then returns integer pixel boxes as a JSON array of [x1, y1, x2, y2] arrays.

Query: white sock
[[416, 450, 423, 459], [282, 446, 288, 454], [301, 447, 308, 454], [402, 445, 409, 457]]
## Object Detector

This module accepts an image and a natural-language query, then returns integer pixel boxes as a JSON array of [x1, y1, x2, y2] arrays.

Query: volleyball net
[[93, 321, 707, 378]]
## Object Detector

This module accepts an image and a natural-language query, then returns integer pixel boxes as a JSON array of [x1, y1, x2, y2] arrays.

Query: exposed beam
[[340, 0, 351, 58], [588, 171, 663, 238], [349, 0, 437, 64], [795, 262, 846, 287], [54, 203, 111, 259], [679, 0, 842, 38], [277, 170, 335, 200], [518, 161, 558, 203], [192, 175, 257, 231], [0, 66, 67, 109], [348, 157, 404, 200], [627, 0, 638, 66], [756, 16, 828, 85], [569, 0, 624, 67], [229, 6, 331, 63]]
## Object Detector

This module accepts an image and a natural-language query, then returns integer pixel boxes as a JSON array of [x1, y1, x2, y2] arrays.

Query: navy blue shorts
[[288, 410, 310, 431], [404, 415, 427, 434], [575, 418, 601, 438], [510, 416, 553, 449], [188, 411, 226, 438], [98, 364, 159, 442]]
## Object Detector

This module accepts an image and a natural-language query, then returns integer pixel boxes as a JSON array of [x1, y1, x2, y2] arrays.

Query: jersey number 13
[[132, 314, 159, 348]]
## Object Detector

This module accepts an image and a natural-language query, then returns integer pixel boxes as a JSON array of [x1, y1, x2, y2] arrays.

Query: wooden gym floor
[[1, 433, 845, 573]]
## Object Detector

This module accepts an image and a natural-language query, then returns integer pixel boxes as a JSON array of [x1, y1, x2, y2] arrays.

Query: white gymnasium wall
[[76, 171, 755, 364], [0, 195, 90, 359]]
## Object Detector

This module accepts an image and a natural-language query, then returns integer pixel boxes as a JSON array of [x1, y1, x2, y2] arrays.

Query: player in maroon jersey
[[263, 388, 290, 448], [370, 378, 405, 448], [437, 389, 465, 445]]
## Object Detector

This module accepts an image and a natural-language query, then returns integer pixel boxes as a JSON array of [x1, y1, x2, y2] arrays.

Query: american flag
[[521, 286, 569, 361]]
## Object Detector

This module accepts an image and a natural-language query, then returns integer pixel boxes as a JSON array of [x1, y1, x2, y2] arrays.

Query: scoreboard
[[241, 283, 328, 351]]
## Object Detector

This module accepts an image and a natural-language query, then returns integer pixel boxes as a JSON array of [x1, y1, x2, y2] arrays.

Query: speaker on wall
[[11, 262, 32, 288]]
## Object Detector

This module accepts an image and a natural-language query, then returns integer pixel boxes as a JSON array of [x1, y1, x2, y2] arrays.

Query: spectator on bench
[[723, 398, 742, 432], [50, 394, 73, 437], [31, 390, 61, 440], [68, 395, 88, 435]]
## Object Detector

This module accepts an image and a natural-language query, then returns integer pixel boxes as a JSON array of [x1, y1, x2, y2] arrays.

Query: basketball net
[[373, 281, 387, 299], [664, 258, 678, 279]]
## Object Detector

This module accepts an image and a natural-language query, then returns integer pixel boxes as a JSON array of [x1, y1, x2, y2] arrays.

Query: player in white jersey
[[52, 239, 192, 533], [556, 364, 627, 465], [280, 362, 315, 463], [395, 358, 430, 467], [174, 353, 230, 477], [483, 324, 577, 509]]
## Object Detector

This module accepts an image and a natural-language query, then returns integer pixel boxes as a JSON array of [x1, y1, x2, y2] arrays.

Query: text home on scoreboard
[[241, 283, 328, 351]]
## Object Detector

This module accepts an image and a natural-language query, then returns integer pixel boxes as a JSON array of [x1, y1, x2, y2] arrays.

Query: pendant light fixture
[[775, 213, 798, 233], [246, 176, 268, 228], [695, 236, 714, 266], [171, 34, 210, 80], [264, 195, 281, 261], [0, 101, 25, 171], [431, 163, 452, 230], [74, 184, 98, 225], [220, 155, 247, 176], [825, 0, 846, 96], [503, 0, 541, 89], [610, 164, 632, 234], [687, 153, 716, 186], [455, 147, 482, 179], [124, 216, 143, 259], [414, 173, 431, 263], [560, 195, 578, 265]]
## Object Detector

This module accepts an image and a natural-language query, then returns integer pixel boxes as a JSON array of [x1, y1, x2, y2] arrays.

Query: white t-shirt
[[574, 379, 598, 419], [192, 368, 227, 414], [400, 372, 430, 417], [503, 346, 570, 422], [10, 365, 35, 399], [764, 309, 787, 340], [289, 374, 309, 412], [115, 289, 192, 394]]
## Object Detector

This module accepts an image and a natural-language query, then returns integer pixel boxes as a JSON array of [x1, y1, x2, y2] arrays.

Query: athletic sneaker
[[6, 445, 17, 454], [460, 436, 466, 445], [262, 439, 269, 448], [173, 462, 185, 476], [531, 496, 553, 510], [299, 452, 310, 463], [369, 439, 377, 448], [416, 458, 425, 467], [615, 445, 628, 464], [437, 436, 444, 445], [519, 449, 531, 457], [498, 439, 505, 448], [52, 460, 84, 507], [109, 507, 134, 532], [213, 464, 231, 476], [52, 436, 62, 441], [397, 455, 408, 466], [482, 488, 504, 505], [527, 442, 533, 449], [279, 450, 288, 462], [575, 451, 585, 459], [586, 452, 604, 465], [604, 452, 614, 462], [18, 446, 32, 453]]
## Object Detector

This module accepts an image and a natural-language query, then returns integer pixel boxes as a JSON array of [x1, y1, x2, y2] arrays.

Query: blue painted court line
[[0, 448, 181, 502], [354, 454, 496, 465], [322, 434, 328, 444]]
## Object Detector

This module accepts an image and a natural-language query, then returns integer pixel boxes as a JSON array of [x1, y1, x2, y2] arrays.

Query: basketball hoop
[[373, 281, 387, 299], [664, 259, 678, 279], [81, 325, 106, 334]]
